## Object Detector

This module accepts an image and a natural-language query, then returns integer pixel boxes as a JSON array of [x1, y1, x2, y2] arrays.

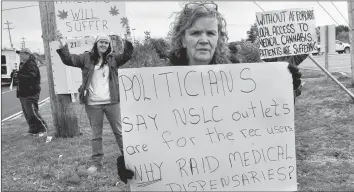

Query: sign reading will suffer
[[118, 63, 297, 191], [256, 8, 317, 59], [54, 1, 127, 38]]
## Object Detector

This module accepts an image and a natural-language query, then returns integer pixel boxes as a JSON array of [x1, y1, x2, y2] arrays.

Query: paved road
[[300, 53, 352, 74], [1, 54, 351, 119], [1, 66, 49, 120]]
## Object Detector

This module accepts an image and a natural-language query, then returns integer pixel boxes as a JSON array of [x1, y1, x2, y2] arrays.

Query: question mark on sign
[[289, 166, 295, 179]]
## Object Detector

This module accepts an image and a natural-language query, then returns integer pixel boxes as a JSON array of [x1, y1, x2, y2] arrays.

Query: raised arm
[[114, 34, 134, 67], [54, 30, 86, 69]]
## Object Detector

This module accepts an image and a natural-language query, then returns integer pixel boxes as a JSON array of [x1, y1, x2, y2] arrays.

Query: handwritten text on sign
[[118, 63, 297, 191], [54, 1, 126, 38], [256, 8, 317, 59]]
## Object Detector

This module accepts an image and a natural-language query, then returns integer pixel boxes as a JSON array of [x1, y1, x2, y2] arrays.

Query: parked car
[[336, 40, 351, 54], [314, 40, 350, 55]]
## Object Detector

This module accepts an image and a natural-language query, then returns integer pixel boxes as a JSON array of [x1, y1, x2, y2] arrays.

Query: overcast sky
[[1, 1, 350, 53]]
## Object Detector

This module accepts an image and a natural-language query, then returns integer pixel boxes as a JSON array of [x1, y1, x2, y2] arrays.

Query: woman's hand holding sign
[[55, 30, 67, 48], [124, 32, 133, 43], [288, 63, 302, 91]]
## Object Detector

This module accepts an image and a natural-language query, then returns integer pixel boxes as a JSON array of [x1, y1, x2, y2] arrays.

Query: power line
[[1, 4, 38, 12], [21, 37, 26, 48], [330, 1, 349, 25], [253, 1, 265, 12], [317, 1, 341, 26], [317, 1, 354, 43], [3, 21, 14, 48]]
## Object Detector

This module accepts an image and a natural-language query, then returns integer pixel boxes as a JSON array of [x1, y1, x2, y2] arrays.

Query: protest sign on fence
[[256, 8, 317, 59], [118, 62, 297, 191], [54, 1, 127, 38]]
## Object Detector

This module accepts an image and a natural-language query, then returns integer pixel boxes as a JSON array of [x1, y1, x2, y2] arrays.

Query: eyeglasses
[[184, 2, 218, 12]]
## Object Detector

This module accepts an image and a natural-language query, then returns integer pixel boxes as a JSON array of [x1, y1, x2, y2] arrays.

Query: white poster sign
[[50, 37, 95, 94], [118, 63, 297, 191], [54, 1, 127, 38], [256, 8, 317, 59]]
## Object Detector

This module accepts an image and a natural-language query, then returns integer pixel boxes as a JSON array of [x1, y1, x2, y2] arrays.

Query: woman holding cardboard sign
[[116, 1, 302, 184], [55, 31, 133, 174]]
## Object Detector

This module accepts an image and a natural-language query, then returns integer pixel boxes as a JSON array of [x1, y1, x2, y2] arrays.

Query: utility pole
[[348, 0, 354, 86], [3, 21, 14, 48], [325, 25, 329, 71], [39, 2, 79, 137], [21, 37, 26, 48], [132, 28, 136, 42]]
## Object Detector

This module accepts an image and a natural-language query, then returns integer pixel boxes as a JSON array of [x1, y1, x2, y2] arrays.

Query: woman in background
[[55, 32, 133, 174]]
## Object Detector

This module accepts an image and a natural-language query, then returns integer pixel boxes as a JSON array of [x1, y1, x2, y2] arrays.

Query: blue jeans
[[85, 103, 123, 167]]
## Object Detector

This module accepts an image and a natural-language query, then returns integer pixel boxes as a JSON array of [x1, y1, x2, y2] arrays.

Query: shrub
[[229, 40, 262, 63], [150, 38, 171, 60], [121, 40, 170, 69]]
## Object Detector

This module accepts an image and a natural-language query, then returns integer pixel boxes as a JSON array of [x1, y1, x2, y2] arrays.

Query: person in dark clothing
[[14, 48, 48, 135]]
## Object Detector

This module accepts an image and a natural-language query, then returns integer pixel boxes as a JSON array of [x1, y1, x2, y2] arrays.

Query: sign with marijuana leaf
[[54, 1, 127, 38], [57, 10, 68, 20], [109, 5, 120, 16]]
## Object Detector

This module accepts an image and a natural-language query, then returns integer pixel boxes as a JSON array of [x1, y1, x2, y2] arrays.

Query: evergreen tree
[[246, 23, 258, 43]]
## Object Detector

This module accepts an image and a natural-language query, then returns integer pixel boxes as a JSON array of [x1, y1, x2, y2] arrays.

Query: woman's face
[[97, 40, 110, 54], [183, 16, 219, 65]]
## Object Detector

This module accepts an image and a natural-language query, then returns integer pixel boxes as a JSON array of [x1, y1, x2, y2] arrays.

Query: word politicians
[[119, 68, 258, 102]]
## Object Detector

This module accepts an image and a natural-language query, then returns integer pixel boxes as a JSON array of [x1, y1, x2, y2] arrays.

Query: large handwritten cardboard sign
[[118, 63, 297, 191], [256, 8, 317, 59], [54, 1, 127, 38]]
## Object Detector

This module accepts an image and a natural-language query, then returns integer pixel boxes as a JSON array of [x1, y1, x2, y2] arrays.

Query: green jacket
[[56, 41, 133, 104]]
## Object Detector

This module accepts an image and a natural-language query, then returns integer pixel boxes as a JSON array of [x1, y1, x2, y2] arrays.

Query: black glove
[[288, 63, 302, 91], [117, 156, 134, 184]]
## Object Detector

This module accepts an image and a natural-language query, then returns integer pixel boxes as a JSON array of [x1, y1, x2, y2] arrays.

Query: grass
[[1, 103, 129, 191], [1, 68, 354, 191], [295, 69, 354, 191]]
